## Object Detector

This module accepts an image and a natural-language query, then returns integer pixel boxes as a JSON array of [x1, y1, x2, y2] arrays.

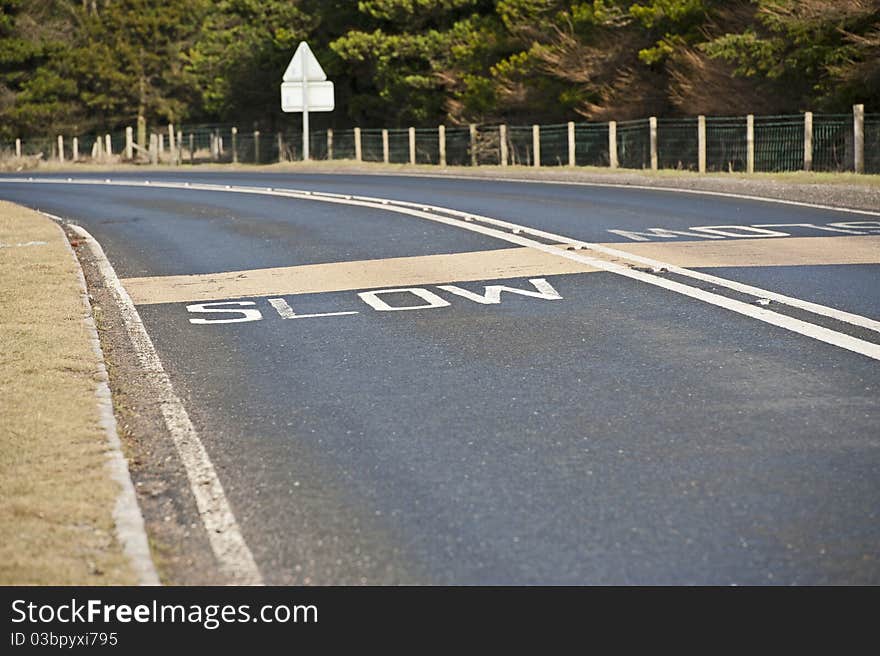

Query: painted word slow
[[186, 278, 562, 325], [607, 221, 880, 241]]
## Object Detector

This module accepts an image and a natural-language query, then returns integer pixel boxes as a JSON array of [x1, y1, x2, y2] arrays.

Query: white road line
[[66, 220, 263, 586], [8, 178, 880, 361], [53, 215, 160, 586], [355, 171, 880, 218]]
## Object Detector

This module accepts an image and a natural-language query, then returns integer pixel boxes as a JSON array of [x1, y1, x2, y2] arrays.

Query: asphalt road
[[2, 171, 878, 584]]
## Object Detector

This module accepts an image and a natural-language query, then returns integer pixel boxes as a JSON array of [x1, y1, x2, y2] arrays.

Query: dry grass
[[0, 201, 135, 584]]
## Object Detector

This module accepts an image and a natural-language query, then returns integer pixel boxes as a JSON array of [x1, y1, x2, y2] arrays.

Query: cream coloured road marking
[[618, 235, 880, 268], [122, 235, 880, 306], [124, 246, 597, 305]]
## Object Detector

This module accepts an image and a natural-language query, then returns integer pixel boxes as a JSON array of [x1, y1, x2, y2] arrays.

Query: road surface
[[2, 171, 878, 585]]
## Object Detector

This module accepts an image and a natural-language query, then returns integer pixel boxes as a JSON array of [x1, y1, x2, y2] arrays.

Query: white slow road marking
[[268, 296, 359, 319], [8, 178, 880, 362], [66, 221, 263, 585]]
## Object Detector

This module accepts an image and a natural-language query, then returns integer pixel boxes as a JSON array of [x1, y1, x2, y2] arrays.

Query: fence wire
[[754, 115, 804, 172], [706, 117, 747, 172], [659, 118, 698, 170], [574, 123, 609, 167], [813, 114, 852, 172], [539, 124, 568, 166], [866, 114, 880, 174], [616, 120, 649, 170]]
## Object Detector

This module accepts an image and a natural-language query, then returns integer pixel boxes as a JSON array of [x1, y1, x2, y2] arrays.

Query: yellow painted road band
[[123, 235, 880, 306]]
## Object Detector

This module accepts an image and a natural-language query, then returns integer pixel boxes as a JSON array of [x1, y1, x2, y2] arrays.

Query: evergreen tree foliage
[[1, 0, 877, 137]]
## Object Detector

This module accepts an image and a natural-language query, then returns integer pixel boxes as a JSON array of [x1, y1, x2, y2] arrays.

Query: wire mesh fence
[[574, 123, 609, 167], [812, 114, 852, 172], [659, 118, 699, 170], [866, 114, 880, 174], [616, 120, 649, 170], [3, 108, 876, 174], [539, 124, 569, 166], [507, 125, 534, 166], [753, 115, 803, 172], [706, 117, 747, 172]]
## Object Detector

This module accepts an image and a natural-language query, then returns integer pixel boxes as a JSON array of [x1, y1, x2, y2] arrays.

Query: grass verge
[[0, 201, 135, 584]]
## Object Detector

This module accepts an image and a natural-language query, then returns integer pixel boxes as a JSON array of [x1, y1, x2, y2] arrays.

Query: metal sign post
[[281, 42, 334, 161], [302, 60, 309, 160]]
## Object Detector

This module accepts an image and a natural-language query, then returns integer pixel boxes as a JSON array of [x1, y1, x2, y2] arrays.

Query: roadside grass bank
[[0, 201, 138, 584]]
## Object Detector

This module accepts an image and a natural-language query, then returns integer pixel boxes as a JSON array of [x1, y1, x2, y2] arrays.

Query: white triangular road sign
[[282, 41, 327, 82]]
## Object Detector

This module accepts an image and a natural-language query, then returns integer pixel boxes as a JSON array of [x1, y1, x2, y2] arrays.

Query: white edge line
[[331, 170, 880, 218], [52, 214, 160, 586], [62, 218, 263, 586]]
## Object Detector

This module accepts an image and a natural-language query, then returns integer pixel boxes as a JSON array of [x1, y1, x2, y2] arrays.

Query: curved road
[[2, 171, 878, 585]]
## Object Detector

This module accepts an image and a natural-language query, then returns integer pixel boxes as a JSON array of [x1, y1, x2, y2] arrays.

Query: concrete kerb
[[54, 214, 160, 586]]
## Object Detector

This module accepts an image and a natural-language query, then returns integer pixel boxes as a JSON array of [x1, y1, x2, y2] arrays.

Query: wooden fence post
[[470, 124, 478, 166], [438, 125, 446, 166], [854, 104, 864, 174], [57, 135, 64, 163], [409, 127, 416, 165], [189, 133, 194, 165], [697, 115, 706, 173], [746, 114, 755, 173], [499, 124, 508, 166], [649, 116, 658, 170], [532, 124, 540, 167], [803, 112, 812, 172], [149, 133, 158, 165], [608, 121, 618, 169], [568, 121, 576, 167], [15, 138, 21, 158], [168, 124, 176, 165], [125, 127, 133, 159], [327, 129, 333, 160], [72, 137, 79, 162], [354, 127, 362, 162], [382, 128, 389, 164], [254, 130, 260, 164], [231, 127, 238, 164]]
